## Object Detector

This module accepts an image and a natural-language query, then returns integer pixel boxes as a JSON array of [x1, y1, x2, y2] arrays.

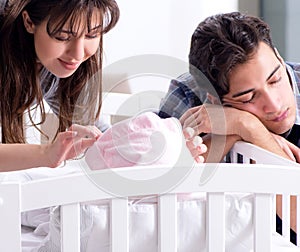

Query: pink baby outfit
[[85, 112, 183, 170]]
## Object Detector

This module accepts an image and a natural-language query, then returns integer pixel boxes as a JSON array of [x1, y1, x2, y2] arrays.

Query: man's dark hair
[[189, 11, 275, 98]]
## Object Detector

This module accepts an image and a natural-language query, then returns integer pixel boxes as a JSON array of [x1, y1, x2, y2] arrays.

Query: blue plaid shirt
[[158, 62, 300, 146], [158, 72, 206, 119]]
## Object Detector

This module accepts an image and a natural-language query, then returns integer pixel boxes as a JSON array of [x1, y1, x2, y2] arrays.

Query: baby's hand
[[183, 127, 207, 163]]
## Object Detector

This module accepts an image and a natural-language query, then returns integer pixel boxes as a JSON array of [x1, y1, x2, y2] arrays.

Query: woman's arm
[[0, 124, 102, 172]]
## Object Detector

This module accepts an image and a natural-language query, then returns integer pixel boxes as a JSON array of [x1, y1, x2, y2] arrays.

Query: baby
[[85, 112, 206, 170]]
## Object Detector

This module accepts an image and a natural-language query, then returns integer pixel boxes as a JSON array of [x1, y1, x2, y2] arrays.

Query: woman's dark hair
[[189, 11, 275, 98], [0, 0, 119, 143]]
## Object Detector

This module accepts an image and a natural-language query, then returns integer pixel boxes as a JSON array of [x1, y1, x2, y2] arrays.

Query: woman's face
[[23, 9, 102, 78]]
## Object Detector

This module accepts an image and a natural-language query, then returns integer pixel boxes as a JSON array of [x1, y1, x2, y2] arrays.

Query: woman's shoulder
[[0, 0, 7, 15], [0, 0, 6, 27], [40, 67, 59, 94]]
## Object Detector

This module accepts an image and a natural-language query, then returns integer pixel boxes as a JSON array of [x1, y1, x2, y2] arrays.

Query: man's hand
[[271, 133, 300, 162], [180, 104, 258, 137], [183, 127, 207, 163], [180, 104, 293, 162]]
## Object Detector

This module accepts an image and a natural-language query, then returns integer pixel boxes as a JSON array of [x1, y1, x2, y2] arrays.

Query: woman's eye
[[54, 31, 72, 41], [55, 36, 71, 42], [85, 32, 100, 39]]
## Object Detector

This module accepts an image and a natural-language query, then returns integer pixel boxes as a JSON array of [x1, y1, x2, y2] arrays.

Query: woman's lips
[[58, 59, 80, 70]]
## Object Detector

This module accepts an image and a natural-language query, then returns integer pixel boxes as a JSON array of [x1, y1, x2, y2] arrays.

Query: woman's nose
[[66, 38, 85, 61]]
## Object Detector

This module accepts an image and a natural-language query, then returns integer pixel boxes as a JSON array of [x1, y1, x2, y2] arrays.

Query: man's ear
[[206, 92, 221, 105], [22, 11, 35, 34]]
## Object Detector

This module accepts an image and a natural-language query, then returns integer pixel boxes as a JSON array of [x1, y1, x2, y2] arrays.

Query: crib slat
[[272, 194, 277, 234], [254, 193, 272, 252], [206, 192, 225, 252], [111, 198, 129, 252], [61, 203, 81, 252], [243, 156, 251, 164], [0, 183, 21, 252], [281, 194, 291, 239], [230, 150, 238, 163], [297, 196, 300, 246], [158, 194, 177, 252]]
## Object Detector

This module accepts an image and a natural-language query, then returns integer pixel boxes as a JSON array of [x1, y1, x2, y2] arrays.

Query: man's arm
[[181, 104, 292, 162]]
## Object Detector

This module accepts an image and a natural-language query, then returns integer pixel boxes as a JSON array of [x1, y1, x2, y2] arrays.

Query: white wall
[[238, 0, 260, 16], [262, 0, 300, 62], [103, 0, 238, 65], [101, 0, 238, 101]]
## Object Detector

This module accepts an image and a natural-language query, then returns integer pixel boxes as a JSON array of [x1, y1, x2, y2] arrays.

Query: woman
[[0, 0, 119, 171]]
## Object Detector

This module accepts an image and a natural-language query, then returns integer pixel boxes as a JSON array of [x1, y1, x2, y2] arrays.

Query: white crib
[[0, 141, 300, 252], [1, 89, 300, 252]]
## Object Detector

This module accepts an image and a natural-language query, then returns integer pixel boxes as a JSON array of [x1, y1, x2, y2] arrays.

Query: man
[[158, 11, 300, 244]]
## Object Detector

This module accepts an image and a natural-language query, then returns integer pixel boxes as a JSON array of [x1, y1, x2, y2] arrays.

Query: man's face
[[223, 42, 296, 135]]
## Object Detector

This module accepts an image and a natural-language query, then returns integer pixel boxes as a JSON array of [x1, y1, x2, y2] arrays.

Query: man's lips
[[271, 109, 289, 122]]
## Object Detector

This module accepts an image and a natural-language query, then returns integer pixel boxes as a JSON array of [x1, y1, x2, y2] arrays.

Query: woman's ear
[[22, 11, 35, 34]]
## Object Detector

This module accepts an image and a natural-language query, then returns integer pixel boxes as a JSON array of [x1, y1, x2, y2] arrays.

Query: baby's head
[[85, 112, 185, 170]]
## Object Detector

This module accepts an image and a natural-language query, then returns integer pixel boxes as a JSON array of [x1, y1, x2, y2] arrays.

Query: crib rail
[[231, 141, 297, 166], [0, 141, 299, 251], [0, 157, 300, 251], [231, 141, 300, 250]]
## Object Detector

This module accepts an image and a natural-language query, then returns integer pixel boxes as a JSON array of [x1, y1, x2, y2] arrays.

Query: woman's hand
[[44, 124, 102, 167]]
